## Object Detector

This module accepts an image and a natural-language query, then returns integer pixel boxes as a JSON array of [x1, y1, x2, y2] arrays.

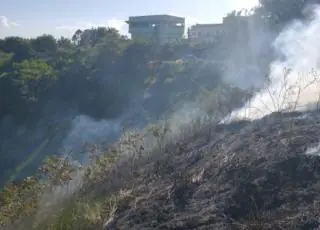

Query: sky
[[0, 0, 259, 38]]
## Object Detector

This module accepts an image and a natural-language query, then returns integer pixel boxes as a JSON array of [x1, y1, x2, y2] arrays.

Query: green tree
[[12, 59, 57, 102], [30, 34, 57, 54], [71, 29, 83, 45], [2, 37, 33, 61]]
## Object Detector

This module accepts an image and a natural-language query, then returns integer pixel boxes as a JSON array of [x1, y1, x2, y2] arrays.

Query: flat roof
[[191, 23, 222, 27], [127, 14, 185, 23]]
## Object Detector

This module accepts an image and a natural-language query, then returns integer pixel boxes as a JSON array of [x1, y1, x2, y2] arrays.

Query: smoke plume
[[226, 5, 320, 121], [61, 115, 121, 157]]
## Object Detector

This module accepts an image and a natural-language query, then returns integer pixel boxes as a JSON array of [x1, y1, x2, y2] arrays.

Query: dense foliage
[[1, 0, 315, 122], [0, 31, 228, 123]]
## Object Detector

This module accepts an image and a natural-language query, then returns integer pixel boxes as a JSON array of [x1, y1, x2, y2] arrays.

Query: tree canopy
[[0, 1, 315, 122]]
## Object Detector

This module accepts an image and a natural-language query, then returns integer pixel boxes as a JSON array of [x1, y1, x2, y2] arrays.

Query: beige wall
[[188, 24, 224, 44]]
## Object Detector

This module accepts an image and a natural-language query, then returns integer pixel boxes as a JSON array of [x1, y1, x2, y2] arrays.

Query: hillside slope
[[1, 111, 320, 230], [101, 111, 320, 230]]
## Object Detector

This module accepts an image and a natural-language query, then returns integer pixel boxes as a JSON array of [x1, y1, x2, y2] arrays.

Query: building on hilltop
[[126, 14, 185, 45], [187, 23, 224, 45], [222, 14, 257, 42]]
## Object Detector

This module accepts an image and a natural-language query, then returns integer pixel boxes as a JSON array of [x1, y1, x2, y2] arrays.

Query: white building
[[188, 23, 224, 44]]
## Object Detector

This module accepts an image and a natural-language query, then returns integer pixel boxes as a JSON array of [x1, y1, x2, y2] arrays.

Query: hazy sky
[[0, 0, 259, 38]]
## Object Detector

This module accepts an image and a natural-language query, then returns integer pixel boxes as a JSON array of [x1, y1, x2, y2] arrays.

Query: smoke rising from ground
[[226, 5, 320, 121], [61, 115, 121, 157]]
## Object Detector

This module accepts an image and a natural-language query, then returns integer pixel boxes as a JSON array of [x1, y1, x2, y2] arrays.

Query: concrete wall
[[188, 24, 224, 44]]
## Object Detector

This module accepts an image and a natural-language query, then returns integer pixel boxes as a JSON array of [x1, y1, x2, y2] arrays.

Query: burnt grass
[[101, 111, 320, 230]]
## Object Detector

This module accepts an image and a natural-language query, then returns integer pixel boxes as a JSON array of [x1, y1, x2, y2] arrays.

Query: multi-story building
[[187, 23, 224, 44], [126, 14, 185, 45], [222, 14, 256, 42]]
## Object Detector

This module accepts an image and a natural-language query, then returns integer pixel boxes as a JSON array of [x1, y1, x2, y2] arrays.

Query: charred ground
[[98, 111, 320, 230], [2, 111, 320, 230]]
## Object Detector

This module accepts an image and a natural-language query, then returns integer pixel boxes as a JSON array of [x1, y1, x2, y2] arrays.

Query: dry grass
[[0, 84, 240, 229], [3, 76, 319, 229]]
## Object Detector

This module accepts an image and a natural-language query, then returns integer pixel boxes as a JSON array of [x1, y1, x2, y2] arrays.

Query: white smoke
[[226, 5, 320, 121], [305, 143, 320, 156], [34, 115, 122, 220], [61, 115, 121, 162]]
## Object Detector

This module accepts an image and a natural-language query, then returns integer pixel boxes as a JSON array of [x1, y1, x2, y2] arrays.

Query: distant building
[[126, 14, 185, 45], [222, 14, 255, 41], [187, 23, 224, 44]]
